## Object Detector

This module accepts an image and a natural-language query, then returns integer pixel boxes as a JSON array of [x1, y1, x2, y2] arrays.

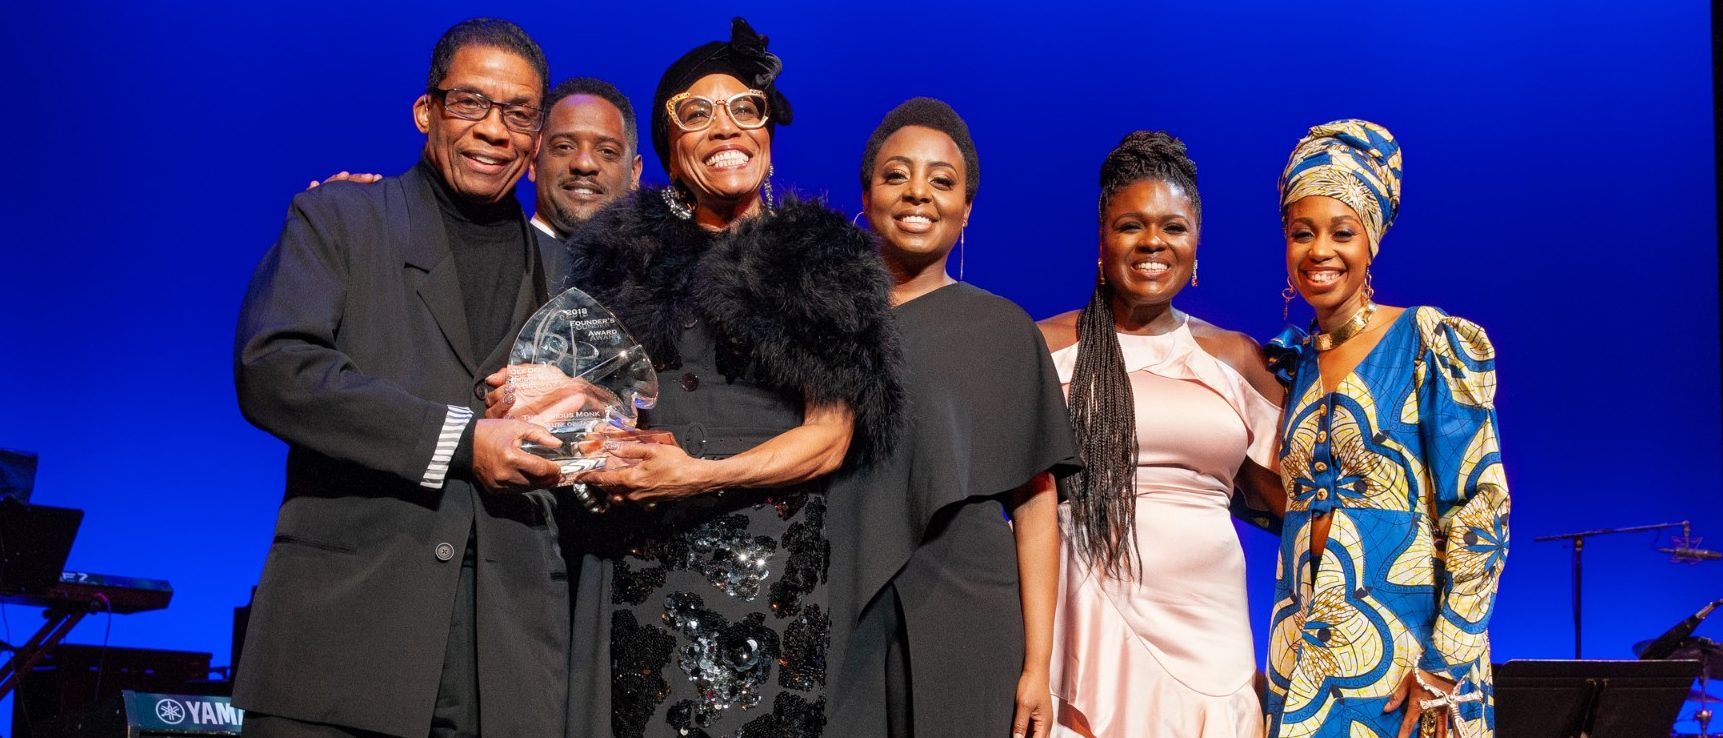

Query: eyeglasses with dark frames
[[427, 87, 545, 133]]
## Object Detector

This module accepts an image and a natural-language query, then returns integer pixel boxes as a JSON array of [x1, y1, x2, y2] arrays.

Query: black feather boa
[[564, 188, 904, 464]]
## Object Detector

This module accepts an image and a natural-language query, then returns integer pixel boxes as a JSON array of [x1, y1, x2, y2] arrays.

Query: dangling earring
[[958, 227, 967, 281], [663, 182, 693, 221], [1364, 266, 1376, 302], [1190, 258, 1199, 287], [1281, 278, 1297, 320], [761, 164, 776, 212], [1097, 257, 1105, 286]]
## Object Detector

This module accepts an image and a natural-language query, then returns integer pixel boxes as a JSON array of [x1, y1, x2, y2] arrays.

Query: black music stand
[[0, 499, 82, 592], [1496, 659, 1700, 738], [0, 500, 88, 701]]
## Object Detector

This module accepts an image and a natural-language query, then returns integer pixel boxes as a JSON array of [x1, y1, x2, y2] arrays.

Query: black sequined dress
[[603, 320, 831, 737], [563, 189, 903, 738]]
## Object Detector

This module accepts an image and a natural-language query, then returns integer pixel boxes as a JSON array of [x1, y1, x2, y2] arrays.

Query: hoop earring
[[1281, 278, 1297, 320], [663, 182, 693, 221], [958, 228, 966, 281], [761, 164, 776, 212], [852, 211, 865, 228], [1190, 258, 1199, 287]]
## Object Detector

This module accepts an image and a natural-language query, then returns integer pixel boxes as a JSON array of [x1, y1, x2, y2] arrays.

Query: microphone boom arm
[[1534, 521, 1694, 659]]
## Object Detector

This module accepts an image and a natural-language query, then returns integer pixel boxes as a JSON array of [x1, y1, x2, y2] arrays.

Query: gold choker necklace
[[1309, 303, 1377, 352]]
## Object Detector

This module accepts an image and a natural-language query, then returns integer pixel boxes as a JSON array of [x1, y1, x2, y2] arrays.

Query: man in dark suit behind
[[234, 18, 569, 738], [525, 77, 641, 288]]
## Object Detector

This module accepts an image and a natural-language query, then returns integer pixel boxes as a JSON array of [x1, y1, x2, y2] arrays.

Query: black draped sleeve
[[828, 283, 1082, 636]]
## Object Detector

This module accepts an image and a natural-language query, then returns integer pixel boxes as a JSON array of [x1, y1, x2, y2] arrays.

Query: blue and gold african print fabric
[[1279, 119, 1403, 257], [1265, 307, 1509, 738]]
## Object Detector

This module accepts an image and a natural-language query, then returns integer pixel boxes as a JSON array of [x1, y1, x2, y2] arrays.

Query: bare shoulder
[[1187, 314, 1285, 404], [1186, 314, 1258, 360], [1036, 310, 1081, 352], [1375, 304, 1411, 328]]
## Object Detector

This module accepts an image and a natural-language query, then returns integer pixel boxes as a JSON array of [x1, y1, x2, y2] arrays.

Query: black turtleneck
[[419, 158, 528, 360]]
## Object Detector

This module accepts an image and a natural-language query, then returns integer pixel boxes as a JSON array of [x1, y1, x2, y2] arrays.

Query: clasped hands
[[479, 367, 710, 505]]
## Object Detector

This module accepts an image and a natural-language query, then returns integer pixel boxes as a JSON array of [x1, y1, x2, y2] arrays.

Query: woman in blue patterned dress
[[1262, 120, 1510, 738]]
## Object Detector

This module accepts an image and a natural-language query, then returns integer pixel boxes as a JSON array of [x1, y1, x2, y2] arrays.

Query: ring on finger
[[1417, 712, 1439, 738]]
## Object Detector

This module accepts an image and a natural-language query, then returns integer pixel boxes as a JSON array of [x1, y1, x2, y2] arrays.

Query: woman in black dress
[[826, 98, 1080, 738], [561, 18, 903, 738]]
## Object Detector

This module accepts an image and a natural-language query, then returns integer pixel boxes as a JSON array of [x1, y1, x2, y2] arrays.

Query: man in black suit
[[525, 77, 641, 288], [234, 18, 569, 738]]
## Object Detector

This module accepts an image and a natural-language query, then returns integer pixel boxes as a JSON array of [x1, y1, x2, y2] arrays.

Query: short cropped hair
[[859, 97, 980, 202], [545, 77, 639, 154], [426, 18, 549, 102]]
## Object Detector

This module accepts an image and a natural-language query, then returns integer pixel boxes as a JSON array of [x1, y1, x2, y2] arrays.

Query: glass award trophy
[[507, 286, 673, 509]]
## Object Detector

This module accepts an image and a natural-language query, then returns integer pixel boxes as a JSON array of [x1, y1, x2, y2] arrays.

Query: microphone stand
[[1533, 521, 1690, 659]]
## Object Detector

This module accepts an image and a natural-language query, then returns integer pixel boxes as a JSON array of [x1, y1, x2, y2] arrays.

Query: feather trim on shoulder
[[564, 189, 904, 463]]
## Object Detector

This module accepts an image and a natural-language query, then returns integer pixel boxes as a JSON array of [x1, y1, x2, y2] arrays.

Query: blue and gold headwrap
[[1278, 119, 1402, 256]]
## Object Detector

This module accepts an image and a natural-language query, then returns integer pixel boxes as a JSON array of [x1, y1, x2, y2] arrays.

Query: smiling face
[[532, 94, 641, 232], [1100, 179, 1198, 311], [1284, 195, 1373, 319], [413, 45, 543, 204], [863, 125, 972, 267], [665, 74, 771, 213]]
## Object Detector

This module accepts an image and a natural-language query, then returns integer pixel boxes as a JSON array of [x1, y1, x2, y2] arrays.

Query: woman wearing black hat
[[560, 17, 903, 738]]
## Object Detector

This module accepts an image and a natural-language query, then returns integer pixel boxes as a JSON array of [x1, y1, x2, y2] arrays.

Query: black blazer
[[233, 164, 566, 737], [533, 219, 573, 292]]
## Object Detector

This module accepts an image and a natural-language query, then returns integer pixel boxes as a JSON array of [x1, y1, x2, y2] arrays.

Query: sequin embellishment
[[769, 496, 827, 616], [614, 559, 669, 606], [663, 592, 782, 728], [735, 692, 826, 737], [778, 604, 828, 691], [681, 515, 779, 600], [611, 610, 676, 737]]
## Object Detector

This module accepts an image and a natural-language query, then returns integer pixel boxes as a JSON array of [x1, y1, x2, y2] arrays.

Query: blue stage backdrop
[[1, 0, 1719, 717]]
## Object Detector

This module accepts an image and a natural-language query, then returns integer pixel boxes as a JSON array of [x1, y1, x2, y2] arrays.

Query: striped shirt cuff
[[421, 405, 475, 489]]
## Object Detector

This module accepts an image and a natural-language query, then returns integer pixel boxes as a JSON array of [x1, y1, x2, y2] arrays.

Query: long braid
[[1061, 278, 1140, 579], [1061, 130, 1201, 580]]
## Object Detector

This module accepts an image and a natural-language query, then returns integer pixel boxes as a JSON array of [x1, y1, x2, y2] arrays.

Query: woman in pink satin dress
[[1039, 131, 1286, 738]]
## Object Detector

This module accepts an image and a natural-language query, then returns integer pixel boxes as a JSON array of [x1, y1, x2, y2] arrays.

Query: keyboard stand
[[0, 597, 100, 699]]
